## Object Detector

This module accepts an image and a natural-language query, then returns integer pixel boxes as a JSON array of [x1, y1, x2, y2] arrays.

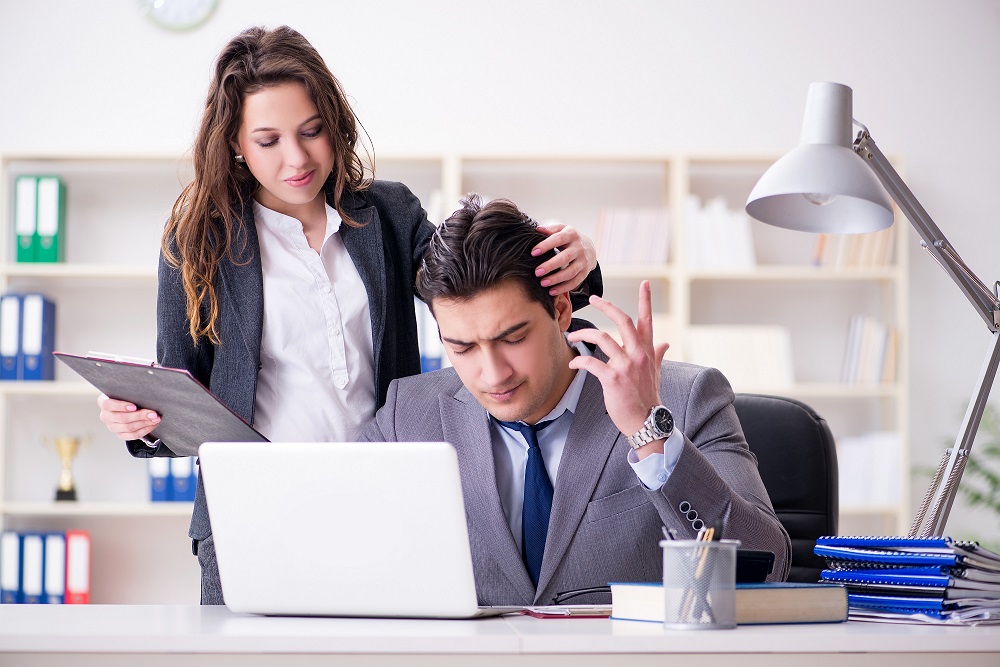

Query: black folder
[[54, 351, 267, 454]]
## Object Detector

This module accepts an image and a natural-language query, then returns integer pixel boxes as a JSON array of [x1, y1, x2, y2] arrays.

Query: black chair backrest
[[734, 393, 838, 583]]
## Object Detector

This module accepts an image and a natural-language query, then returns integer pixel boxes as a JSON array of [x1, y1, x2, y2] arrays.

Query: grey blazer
[[362, 351, 792, 606]]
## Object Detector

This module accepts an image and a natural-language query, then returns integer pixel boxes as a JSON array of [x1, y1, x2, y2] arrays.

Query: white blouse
[[252, 201, 376, 443]]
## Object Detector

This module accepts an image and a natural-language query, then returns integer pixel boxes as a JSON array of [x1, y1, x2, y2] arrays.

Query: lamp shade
[[745, 82, 894, 234]]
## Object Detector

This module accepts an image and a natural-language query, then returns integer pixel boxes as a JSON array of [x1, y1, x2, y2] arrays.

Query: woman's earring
[[234, 154, 245, 163]]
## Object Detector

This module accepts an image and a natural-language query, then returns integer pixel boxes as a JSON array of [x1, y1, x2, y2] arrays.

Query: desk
[[1, 605, 998, 666]]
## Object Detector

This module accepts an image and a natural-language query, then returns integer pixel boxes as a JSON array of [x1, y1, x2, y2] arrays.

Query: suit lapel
[[217, 205, 264, 365], [441, 386, 536, 602], [535, 370, 622, 600], [338, 196, 387, 370]]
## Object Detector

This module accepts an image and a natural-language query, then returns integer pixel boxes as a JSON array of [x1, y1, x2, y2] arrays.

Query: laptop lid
[[199, 441, 496, 618]]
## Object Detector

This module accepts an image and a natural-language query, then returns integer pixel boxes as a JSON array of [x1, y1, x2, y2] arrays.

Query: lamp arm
[[853, 130, 1000, 331], [853, 129, 1000, 536]]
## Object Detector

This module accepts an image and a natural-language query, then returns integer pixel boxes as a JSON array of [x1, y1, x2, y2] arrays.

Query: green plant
[[916, 405, 1000, 549], [917, 406, 1000, 549], [956, 406, 1000, 520]]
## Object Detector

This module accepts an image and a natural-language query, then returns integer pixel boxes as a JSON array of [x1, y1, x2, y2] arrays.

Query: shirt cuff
[[627, 429, 685, 490]]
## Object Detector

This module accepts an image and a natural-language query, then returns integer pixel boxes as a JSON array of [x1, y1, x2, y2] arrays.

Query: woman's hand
[[532, 223, 598, 296], [97, 393, 160, 442]]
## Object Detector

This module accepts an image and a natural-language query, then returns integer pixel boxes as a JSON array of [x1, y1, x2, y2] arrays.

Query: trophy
[[52, 435, 83, 502]]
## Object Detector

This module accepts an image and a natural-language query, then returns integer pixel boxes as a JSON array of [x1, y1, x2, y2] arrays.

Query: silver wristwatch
[[625, 405, 674, 450]]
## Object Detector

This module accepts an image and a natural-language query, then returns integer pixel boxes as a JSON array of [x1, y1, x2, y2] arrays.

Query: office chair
[[734, 393, 838, 583]]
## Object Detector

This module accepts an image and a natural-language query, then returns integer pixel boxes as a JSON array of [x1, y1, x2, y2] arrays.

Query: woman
[[97, 25, 601, 604]]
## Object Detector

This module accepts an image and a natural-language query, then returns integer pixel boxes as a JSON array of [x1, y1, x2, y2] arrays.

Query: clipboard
[[54, 351, 267, 454]]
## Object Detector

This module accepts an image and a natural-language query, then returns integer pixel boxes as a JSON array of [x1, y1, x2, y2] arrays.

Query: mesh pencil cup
[[660, 539, 740, 630]]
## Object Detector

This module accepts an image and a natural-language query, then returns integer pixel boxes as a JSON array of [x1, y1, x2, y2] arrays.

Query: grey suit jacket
[[362, 352, 791, 606]]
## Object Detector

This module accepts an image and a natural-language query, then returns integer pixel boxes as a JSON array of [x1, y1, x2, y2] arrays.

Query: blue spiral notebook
[[814, 535, 1000, 625]]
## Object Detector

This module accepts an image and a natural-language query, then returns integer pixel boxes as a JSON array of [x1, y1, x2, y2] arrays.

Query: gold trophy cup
[[53, 435, 81, 501]]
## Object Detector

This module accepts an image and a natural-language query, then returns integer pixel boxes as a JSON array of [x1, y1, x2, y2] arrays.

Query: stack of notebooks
[[815, 535, 1000, 625]]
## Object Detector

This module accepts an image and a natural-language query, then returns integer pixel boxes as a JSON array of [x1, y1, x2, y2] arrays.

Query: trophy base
[[55, 489, 77, 502]]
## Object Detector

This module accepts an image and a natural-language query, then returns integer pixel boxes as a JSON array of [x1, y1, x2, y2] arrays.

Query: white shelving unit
[[446, 154, 910, 537], [0, 154, 200, 603], [0, 152, 910, 603]]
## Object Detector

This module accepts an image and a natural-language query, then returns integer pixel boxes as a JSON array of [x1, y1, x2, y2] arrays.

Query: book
[[609, 581, 848, 625], [685, 325, 794, 391], [594, 206, 671, 267]]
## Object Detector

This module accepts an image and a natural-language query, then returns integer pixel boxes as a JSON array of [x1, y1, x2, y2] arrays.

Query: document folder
[[54, 352, 267, 455]]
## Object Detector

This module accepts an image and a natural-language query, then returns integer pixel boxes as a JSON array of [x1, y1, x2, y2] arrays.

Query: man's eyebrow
[[441, 321, 529, 347]]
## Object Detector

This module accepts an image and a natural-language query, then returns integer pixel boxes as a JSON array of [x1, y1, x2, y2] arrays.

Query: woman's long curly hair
[[163, 25, 369, 345]]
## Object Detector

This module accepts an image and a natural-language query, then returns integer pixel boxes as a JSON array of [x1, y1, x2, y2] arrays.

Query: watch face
[[653, 407, 674, 434]]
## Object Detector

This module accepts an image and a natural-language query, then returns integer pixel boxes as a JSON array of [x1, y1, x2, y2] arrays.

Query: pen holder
[[661, 539, 740, 630]]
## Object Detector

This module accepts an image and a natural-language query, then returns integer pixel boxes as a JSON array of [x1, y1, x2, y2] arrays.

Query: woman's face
[[235, 81, 335, 219]]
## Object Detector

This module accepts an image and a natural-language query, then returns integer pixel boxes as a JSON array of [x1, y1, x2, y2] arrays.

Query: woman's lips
[[286, 170, 315, 187]]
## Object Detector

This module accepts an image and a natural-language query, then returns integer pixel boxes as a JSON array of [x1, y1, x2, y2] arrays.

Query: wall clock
[[139, 0, 219, 32]]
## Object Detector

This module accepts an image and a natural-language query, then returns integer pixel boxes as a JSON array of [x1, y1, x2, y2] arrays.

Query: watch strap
[[625, 406, 673, 450]]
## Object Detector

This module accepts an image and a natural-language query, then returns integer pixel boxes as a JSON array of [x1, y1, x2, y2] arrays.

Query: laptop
[[198, 440, 523, 618]]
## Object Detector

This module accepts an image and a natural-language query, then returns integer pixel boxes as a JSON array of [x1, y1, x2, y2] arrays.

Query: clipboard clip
[[86, 351, 158, 367]]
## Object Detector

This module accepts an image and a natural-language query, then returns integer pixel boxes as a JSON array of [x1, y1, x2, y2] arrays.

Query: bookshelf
[[0, 152, 910, 603], [0, 154, 200, 603], [444, 154, 910, 537]]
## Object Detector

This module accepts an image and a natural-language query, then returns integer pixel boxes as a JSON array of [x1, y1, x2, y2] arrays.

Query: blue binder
[[0, 295, 21, 381], [43, 533, 66, 604], [20, 533, 45, 604], [0, 531, 23, 604], [149, 457, 171, 502], [19, 294, 55, 381], [169, 457, 196, 502], [415, 298, 443, 373]]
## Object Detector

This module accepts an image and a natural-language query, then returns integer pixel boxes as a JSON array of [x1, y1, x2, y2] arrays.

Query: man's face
[[433, 280, 575, 425]]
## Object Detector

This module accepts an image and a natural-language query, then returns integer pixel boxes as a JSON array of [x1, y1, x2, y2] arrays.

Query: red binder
[[65, 530, 90, 604]]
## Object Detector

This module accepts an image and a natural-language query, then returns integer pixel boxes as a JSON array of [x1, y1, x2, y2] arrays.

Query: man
[[363, 196, 791, 606]]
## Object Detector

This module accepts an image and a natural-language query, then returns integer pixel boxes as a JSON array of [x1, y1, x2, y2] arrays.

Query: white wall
[[1, 0, 999, 542]]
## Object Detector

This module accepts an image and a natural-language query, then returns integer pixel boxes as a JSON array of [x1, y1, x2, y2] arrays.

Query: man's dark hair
[[416, 195, 557, 316]]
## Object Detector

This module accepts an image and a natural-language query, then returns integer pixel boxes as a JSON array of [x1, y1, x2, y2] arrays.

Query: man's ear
[[554, 292, 573, 332]]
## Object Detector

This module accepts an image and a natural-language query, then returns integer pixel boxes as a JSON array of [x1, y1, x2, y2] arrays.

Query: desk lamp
[[745, 82, 1000, 537]]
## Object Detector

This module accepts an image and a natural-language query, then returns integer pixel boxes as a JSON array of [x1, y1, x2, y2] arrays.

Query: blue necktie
[[497, 417, 556, 587]]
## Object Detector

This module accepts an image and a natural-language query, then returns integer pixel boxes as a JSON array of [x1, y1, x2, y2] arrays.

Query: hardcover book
[[610, 581, 848, 625]]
